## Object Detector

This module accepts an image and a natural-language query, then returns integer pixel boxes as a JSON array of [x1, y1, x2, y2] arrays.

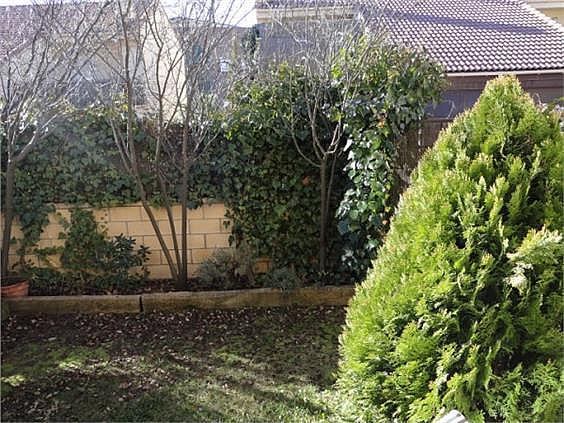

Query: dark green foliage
[[221, 43, 443, 281], [30, 208, 150, 295], [220, 65, 348, 278], [260, 266, 301, 291], [338, 76, 563, 422], [336, 45, 444, 278], [9, 114, 136, 256], [4, 109, 221, 259]]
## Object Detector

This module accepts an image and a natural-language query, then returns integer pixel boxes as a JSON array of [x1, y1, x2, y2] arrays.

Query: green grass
[[1, 307, 347, 422]]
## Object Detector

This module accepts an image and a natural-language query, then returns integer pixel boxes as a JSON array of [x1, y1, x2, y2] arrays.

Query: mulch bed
[[2, 306, 343, 350]]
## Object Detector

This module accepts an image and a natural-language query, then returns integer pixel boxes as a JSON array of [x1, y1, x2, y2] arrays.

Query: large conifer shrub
[[338, 76, 563, 422]]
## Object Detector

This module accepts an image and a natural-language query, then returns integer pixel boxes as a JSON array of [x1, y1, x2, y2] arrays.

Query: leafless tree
[[0, 0, 110, 277], [83, 0, 248, 287]]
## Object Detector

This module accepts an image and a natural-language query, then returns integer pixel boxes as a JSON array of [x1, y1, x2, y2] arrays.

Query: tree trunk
[[139, 198, 180, 283], [1, 162, 16, 278], [319, 159, 328, 273], [178, 129, 189, 289]]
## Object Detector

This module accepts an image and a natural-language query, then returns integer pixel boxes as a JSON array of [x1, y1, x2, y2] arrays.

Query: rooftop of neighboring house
[[0, 2, 117, 57], [256, 0, 564, 73]]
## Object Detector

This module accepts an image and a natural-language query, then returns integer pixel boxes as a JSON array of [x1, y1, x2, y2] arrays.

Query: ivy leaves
[[336, 43, 444, 279], [7, 110, 221, 259]]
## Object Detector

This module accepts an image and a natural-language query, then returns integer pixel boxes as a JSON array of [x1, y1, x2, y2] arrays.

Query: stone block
[[109, 206, 141, 222], [144, 206, 169, 221], [93, 208, 110, 222], [157, 220, 187, 236], [38, 254, 61, 268], [205, 233, 230, 249], [8, 254, 20, 267], [44, 224, 65, 240], [254, 259, 270, 274], [187, 235, 205, 249], [127, 221, 153, 236], [51, 239, 65, 248], [36, 239, 52, 249], [141, 205, 177, 221], [146, 264, 172, 279], [190, 219, 220, 234], [106, 221, 128, 236], [23, 255, 38, 267], [202, 203, 226, 219], [142, 235, 174, 251], [145, 250, 162, 266], [191, 249, 215, 264]]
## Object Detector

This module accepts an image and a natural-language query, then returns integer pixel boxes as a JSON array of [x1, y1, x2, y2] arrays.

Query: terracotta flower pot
[[1, 277, 29, 298]]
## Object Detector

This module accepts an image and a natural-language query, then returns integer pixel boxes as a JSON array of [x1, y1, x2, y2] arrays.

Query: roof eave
[[447, 68, 564, 77]]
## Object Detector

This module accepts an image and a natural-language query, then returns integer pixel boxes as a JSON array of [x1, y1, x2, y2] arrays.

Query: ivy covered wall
[[3, 110, 222, 260], [3, 44, 444, 284]]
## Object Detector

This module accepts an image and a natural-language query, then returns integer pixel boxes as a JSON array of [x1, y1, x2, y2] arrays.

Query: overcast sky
[[0, 0, 258, 26]]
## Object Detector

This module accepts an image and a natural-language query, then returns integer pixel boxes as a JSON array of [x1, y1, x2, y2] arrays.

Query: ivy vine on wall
[[4, 45, 443, 284], [3, 109, 221, 262]]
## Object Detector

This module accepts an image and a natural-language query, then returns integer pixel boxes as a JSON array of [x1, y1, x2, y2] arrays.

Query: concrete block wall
[[5, 202, 236, 279]]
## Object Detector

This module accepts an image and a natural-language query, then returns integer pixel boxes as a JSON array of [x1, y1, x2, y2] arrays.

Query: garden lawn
[[1, 306, 345, 422]]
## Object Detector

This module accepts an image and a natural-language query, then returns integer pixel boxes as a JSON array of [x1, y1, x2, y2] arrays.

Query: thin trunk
[[139, 197, 179, 282], [1, 162, 16, 278], [319, 158, 328, 273], [156, 174, 182, 271], [179, 128, 189, 288]]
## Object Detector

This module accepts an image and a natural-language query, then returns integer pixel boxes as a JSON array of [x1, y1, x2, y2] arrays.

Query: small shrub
[[30, 208, 149, 295], [260, 267, 301, 291], [338, 76, 563, 422], [197, 250, 239, 290], [196, 246, 256, 290]]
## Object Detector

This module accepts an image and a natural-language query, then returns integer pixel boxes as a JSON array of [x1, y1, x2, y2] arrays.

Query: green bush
[[221, 65, 347, 278], [30, 209, 150, 295], [196, 246, 257, 290], [338, 76, 563, 422], [221, 44, 443, 281], [260, 266, 301, 291]]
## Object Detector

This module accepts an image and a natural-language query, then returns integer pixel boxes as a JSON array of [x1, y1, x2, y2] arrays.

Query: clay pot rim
[[1, 277, 29, 288]]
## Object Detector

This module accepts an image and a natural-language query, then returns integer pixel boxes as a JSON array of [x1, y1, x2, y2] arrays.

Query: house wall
[[2, 202, 263, 280], [136, 1, 186, 117], [527, 0, 564, 24]]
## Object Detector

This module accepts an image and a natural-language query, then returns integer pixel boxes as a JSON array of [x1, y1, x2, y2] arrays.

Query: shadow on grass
[[1, 307, 346, 422]]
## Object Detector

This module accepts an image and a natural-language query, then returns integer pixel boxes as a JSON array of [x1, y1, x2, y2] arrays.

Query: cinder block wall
[[5, 202, 236, 279]]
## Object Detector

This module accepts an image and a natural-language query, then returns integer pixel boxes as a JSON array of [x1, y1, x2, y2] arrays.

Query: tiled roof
[[256, 0, 351, 8], [375, 0, 564, 73], [256, 0, 564, 73]]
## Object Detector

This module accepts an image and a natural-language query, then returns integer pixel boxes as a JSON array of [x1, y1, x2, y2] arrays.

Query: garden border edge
[[2, 285, 356, 315]]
